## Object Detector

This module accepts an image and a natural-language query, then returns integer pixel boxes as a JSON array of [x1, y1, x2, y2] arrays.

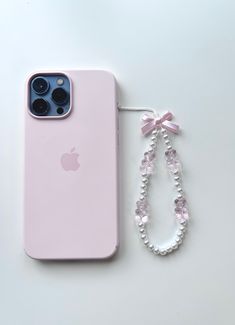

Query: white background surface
[[0, 1, 235, 324]]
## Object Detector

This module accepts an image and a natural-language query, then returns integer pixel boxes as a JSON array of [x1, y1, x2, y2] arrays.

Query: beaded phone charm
[[119, 106, 190, 256]]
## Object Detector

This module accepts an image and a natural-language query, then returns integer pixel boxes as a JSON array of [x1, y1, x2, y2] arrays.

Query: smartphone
[[24, 70, 119, 260]]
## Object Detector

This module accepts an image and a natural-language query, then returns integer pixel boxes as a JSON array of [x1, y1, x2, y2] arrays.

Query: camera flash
[[57, 78, 64, 86]]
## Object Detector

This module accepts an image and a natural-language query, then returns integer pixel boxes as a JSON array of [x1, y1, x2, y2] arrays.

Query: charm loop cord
[[118, 105, 189, 256], [118, 105, 156, 114]]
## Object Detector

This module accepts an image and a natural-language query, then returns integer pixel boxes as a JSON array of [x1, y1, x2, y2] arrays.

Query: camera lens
[[51, 88, 68, 105], [32, 98, 50, 116], [32, 77, 49, 95], [57, 107, 64, 115]]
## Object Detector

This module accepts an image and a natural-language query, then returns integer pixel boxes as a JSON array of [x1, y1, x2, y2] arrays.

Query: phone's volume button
[[117, 122, 119, 147]]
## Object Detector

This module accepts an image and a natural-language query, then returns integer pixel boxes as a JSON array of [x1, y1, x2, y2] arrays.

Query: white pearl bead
[[138, 222, 143, 227], [142, 215, 149, 223], [163, 134, 168, 139], [141, 172, 147, 177], [149, 244, 154, 250], [141, 234, 146, 239], [180, 225, 186, 232], [139, 228, 145, 233], [139, 196, 145, 201], [144, 239, 149, 246], [165, 140, 170, 145], [176, 237, 182, 244], [154, 248, 160, 254], [177, 230, 183, 238], [167, 145, 172, 150], [174, 176, 180, 181], [151, 136, 156, 141], [152, 130, 157, 135], [160, 250, 167, 256]]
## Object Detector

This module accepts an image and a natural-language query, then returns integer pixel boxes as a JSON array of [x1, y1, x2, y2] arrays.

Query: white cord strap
[[118, 105, 189, 256]]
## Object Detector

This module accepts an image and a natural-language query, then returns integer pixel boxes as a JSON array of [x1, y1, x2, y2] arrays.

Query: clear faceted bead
[[165, 149, 181, 174], [175, 198, 186, 208], [140, 151, 155, 175], [135, 199, 149, 224], [136, 199, 148, 216], [174, 197, 189, 222], [135, 215, 141, 224]]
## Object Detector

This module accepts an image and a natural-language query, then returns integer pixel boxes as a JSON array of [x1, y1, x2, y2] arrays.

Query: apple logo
[[61, 147, 80, 171]]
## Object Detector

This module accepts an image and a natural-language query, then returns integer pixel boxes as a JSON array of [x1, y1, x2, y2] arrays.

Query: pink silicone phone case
[[24, 70, 118, 260]]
